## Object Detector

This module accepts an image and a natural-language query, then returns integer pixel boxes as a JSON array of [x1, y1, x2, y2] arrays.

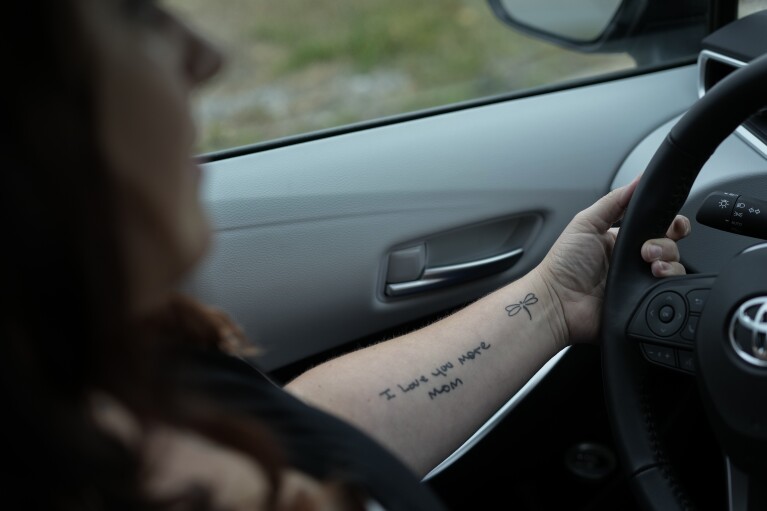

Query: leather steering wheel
[[602, 52, 767, 511]]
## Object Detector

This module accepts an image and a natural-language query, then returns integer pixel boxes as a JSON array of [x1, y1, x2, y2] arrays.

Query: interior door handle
[[385, 248, 524, 297]]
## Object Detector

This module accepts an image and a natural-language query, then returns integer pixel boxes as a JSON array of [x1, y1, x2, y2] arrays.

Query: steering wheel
[[602, 52, 767, 511]]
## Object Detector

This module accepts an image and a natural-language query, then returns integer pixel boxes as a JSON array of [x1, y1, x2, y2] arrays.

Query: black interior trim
[[707, 0, 739, 32]]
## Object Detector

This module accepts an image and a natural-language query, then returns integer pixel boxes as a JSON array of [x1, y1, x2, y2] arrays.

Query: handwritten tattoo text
[[377, 341, 492, 402], [428, 378, 463, 399]]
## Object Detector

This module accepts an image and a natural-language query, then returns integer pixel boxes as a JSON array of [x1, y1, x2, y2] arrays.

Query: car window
[[740, 0, 767, 16], [169, 1, 701, 153]]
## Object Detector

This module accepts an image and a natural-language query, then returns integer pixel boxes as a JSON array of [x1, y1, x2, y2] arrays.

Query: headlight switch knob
[[696, 191, 767, 240]]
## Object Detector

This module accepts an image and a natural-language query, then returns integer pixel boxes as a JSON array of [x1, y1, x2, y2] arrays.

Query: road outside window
[[171, 1, 643, 153]]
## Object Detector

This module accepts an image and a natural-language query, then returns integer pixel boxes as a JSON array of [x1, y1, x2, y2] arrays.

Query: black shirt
[[182, 348, 449, 511]]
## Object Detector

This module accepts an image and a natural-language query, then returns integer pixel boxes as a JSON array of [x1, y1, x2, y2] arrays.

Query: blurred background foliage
[[168, 0, 634, 153]]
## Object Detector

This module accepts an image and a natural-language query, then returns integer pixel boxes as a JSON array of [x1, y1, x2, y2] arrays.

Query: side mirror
[[489, 0, 624, 43], [487, 0, 708, 65]]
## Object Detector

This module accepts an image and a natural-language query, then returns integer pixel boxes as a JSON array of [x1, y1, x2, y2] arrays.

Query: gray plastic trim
[[188, 65, 699, 371], [697, 49, 767, 159], [385, 248, 524, 297], [743, 242, 767, 254], [726, 457, 747, 511]]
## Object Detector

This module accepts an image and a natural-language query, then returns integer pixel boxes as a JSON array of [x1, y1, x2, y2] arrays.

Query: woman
[[0, 1, 690, 510]]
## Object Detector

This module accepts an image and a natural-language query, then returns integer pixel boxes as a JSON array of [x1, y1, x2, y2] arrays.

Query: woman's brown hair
[[0, 3, 363, 509]]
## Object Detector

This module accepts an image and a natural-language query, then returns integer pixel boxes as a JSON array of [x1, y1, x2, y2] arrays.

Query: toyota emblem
[[729, 297, 767, 368]]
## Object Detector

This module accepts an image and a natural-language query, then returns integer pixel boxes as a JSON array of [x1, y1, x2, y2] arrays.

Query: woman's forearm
[[285, 267, 567, 476]]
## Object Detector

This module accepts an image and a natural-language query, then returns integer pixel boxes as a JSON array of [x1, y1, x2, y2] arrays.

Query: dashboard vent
[[698, 50, 767, 153]]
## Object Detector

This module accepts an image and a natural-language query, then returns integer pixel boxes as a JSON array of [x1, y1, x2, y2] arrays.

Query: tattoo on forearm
[[377, 295, 537, 403], [505, 293, 538, 320], [377, 341, 492, 402]]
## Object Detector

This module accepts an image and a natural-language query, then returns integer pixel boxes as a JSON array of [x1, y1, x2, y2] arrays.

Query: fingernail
[[648, 244, 662, 260], [653, 260, 670, 276], [620, 175, 641, 203]]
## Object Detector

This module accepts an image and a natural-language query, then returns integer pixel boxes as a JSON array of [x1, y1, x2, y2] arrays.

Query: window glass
[[739, 0, 767, 17], [170, 1, 684, 153]]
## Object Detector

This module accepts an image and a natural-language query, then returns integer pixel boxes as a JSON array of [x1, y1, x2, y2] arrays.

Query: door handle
[[385, 248, 524, 297]]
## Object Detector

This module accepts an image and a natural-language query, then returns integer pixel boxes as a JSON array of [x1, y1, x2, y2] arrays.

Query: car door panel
[[185, 65, 698, 372]]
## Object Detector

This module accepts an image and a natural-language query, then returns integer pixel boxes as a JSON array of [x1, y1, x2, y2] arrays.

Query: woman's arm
[[286, 175, 689, 476]]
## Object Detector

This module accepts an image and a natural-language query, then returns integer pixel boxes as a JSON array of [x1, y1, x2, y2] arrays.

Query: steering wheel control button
[[681, 316, 699, 341], [642, 343, 676, 368], [646, 292, 686, 337], [659, 305, 675, 323], [686, 289, 709, 313], [696, 191, 767, 240], [677, 350, 695, 373]]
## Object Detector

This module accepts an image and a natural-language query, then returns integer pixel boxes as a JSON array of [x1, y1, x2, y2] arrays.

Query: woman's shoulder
[[179, 350, 448, 511], [91, 391, 374, 511]]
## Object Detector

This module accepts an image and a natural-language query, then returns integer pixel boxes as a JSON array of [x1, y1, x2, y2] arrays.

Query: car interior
[[182, 1, 767, 509]]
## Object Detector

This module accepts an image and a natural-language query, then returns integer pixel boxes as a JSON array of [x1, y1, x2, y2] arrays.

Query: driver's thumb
[[583, 173, 641, 231]]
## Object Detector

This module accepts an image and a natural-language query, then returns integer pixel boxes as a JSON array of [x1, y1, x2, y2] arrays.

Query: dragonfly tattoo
[[505, 293, 538, 320]]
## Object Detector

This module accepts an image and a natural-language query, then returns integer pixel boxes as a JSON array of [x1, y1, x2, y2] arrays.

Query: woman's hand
[[535, 175, 691, 345]]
